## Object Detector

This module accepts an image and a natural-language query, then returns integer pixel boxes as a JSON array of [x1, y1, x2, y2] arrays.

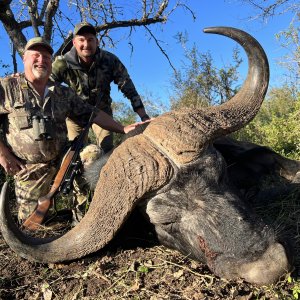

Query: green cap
[[24, 37, 53, 55], [73, 22, 96, 36]]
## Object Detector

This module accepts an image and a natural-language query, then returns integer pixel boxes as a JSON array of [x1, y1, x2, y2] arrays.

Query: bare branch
[[0, 1, 27, 56], [40, 0, 49, 20], [0, 0, 195, 71], [237, 0, 299, 20], [96, 16, 167, 32], [156, 0, 169, 17], [54, 16, 167, 57], [142, 0, 148, 19], [43, 0, 59, 42], [26, 0, 41, 36], [143, 25, 176, 72]]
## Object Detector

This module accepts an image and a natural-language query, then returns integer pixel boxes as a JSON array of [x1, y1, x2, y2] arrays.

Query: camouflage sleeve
[[112, 55, 145, 112], [63, 87, 97, 127], [50, 56, 68, 83], [0, 78, 11, 115]]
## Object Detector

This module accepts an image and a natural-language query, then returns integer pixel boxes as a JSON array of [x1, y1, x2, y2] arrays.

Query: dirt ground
[[0, 171, 300, 300], [0, 208, 299, 300]]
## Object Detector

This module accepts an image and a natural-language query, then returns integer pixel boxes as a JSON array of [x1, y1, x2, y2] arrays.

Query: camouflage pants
[[66, 106, 114, 153], [14, 162, 57, 222], [15, 144, 102, 222]]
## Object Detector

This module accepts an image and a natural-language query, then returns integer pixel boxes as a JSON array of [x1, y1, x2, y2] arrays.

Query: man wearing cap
[[0, 37, 140, 223], [51, 22, 150, 153]]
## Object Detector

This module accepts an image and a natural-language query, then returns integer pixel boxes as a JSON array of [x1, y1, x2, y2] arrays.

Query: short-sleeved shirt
[[0, 75, 96, 163], [51, 47, 144, 111]]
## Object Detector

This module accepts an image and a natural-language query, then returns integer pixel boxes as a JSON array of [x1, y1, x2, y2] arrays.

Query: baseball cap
[[24, 37, 54, 55], [73, 22, 96, 36]]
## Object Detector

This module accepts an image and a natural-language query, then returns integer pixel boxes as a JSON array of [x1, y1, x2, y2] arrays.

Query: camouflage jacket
[[51, 47, 144, 111], [0, 75, 95, 164]]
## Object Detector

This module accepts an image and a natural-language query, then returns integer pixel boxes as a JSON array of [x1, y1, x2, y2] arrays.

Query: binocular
[[32, 115, 53, 141]]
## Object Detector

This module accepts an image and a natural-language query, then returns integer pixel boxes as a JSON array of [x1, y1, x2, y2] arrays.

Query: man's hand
[[123, 119, 153, 134], [0, 142, 25, 175], [9, 73, 21, 78], [94, 109, 155, 135]]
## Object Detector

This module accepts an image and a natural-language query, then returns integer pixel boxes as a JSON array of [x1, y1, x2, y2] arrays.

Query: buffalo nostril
[[239, 243, 290, 285]]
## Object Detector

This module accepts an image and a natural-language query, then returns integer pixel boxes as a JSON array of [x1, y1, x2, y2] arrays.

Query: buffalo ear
[[146, 196, 182, 225]]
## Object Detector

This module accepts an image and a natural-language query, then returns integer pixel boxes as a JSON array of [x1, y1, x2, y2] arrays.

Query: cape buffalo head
[[0, 27, 293, 285]]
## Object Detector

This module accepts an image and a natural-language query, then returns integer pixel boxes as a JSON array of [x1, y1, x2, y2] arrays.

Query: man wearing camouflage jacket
[[51, 22, 150, 153], [0, 37, 140, 222]]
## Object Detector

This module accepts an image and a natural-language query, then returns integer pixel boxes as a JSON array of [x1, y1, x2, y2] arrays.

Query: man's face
[[73, 33, 98, 59], [23, 47, 52, 81]]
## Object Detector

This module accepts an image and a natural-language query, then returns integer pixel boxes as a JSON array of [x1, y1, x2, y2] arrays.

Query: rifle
[[22, 109, 97, 231]]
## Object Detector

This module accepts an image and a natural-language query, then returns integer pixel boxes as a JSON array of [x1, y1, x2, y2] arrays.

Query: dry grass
[[1, 164, 300, 299]]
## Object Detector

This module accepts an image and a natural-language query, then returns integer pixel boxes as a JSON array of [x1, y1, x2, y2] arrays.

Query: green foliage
[[112, 101, 137, 125], [0, 169, 14, 190], [170, 38, 242, 110], [137, 265, 149, 274], [170, 30, 300, 161], [109, 97, 166, 147], [234, 86, 300, 159], [288, 276, 300, 299], [275, 15, 300, 86], [87, 101, 137, 147], [169, 38, 299, 159], [111, 101, 137, 147]]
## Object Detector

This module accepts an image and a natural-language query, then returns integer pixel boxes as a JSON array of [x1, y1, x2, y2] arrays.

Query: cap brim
[[26, 43, 53, 55], [75, 26, 96, 35]]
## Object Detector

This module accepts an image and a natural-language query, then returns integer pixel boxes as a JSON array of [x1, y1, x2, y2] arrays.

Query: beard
[[32, 65, 49, 80]]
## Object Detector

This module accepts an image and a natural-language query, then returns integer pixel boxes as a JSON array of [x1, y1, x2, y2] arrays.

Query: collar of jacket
[[63, 46, 100, 70], [21, 74, 57, 92]]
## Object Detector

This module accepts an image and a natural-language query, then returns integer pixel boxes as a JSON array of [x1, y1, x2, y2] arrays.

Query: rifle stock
[[22, 96, 101, 231], [22, 147, 77, 230]]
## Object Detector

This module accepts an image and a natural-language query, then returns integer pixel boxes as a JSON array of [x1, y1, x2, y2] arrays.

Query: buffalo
[[0, 26, 299, 286]]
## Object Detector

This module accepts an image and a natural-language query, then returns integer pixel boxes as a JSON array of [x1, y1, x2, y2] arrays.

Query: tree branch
[[26, 0, 41, 36], [240, 0, 297, 20], [143, 25, 176, 72], [54, 16, 167, 57], [0, 1, 27, 56], [43, 0, 59, 42], [0, 0, 194, 72]]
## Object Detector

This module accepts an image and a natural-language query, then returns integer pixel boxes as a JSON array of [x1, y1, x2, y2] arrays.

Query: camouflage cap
[[73, 22, 96, 36], [24, 37, 53, 55]]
